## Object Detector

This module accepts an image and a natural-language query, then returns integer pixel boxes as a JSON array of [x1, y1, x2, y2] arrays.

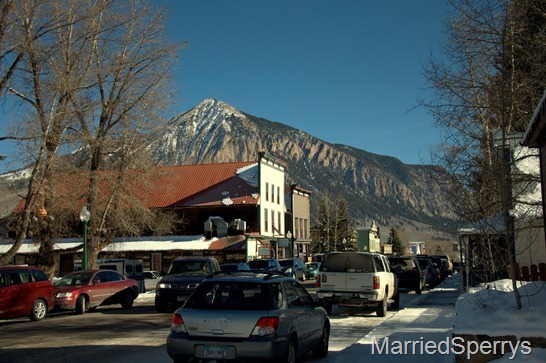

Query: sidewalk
[[326, 275, 461, 363]]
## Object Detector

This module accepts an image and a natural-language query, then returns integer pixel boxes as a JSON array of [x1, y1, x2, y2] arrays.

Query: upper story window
[[277, 186, 280, 204], [264, 208, 268, 232], [265, 182, 269, 201], [271, 184, 275, 203]]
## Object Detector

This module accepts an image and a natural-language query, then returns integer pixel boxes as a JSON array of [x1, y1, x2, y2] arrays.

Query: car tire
[[323, 300, 333, 315], [376, 294, 387, 317], [29, 299, 47, 321], [121, 292, 135, 309], [283, 337, 297, 363], [390, 289, 400, 310], [76, 295, 87, 315], [155, 299, 169, 313], [312, 324, 329, 358]]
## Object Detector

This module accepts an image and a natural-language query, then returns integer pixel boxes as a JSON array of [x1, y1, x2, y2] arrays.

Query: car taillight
[[171, 313, 187, 334], [373, 276, 380, 289], [251, 317, 279, 336], [316, 275, 322, 287]]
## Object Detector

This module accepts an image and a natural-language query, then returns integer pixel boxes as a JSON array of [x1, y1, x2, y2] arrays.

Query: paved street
[[0, 276, 462, 363]]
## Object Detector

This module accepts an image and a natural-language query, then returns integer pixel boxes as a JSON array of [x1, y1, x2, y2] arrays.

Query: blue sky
[[165, 0, 450, 165], [0, 1, 450, 172]]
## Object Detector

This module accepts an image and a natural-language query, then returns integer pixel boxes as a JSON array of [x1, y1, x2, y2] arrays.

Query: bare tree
[[422, 0, 546, 309], [0, 0, 184, 273]]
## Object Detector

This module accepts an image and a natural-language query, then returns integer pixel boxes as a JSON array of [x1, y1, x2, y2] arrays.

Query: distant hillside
[[153, 98, 457, 235]]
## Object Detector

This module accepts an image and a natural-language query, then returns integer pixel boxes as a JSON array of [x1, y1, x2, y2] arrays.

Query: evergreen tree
[[315, 195, 332, 253], [388, 228, 405, 256]]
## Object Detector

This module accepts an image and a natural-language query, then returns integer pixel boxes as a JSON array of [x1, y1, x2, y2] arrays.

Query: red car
[[53, 269, 139, 314], [0, 266, 54, 321]]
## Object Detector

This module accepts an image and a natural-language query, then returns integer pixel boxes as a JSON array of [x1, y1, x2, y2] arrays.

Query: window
[[303, 219, 308, 239], [299, 218, 303, 239], [277, 186, 280, 204], [271, 210, 275, 232], [265, 182, 269, 201], [294, 218, 299, 238], [264, 208, 268, 232], [271, 184, 275, 203], [278, 211, 281, 233]]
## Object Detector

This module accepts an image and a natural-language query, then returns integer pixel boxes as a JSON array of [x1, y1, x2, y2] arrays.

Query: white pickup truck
[[316, 252, 399, 316]]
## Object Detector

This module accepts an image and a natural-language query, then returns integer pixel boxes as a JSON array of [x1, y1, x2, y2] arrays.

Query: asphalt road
[[0, 278, 462, 363]]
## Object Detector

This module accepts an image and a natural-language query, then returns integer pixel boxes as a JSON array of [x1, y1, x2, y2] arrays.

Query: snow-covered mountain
[[153, 98, 456, 232]]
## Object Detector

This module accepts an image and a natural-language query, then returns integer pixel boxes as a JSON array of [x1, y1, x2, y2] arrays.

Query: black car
[[388, 256, 426, 294], [154, 257, 221, 312], [248, 258, 283, 272], [429, 256, 449, 281], [416, 256, 439, 288]]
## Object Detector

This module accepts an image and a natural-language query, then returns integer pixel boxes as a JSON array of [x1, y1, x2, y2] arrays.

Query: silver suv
[[166, 271, 330, 363], [155, 257, 221, 312]]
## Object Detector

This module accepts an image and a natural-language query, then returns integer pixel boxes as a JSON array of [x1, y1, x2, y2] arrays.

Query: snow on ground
[[453, 279, 546, 338], [137, 276, 546, 362], [322, 275, 546, 362]]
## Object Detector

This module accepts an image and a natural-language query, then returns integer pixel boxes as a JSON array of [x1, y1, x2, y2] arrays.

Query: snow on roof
[[0, 235, 214, 254]]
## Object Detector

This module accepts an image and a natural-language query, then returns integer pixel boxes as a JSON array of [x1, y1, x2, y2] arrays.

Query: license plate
[[341, 293, 352, 298], [177, 296, 187, 302], [204, 346, 227, 359]]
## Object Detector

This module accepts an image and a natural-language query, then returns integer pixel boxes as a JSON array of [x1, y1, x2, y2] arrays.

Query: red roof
[[13, 161, 257, 213], [180, 175, 259, 207], [138, 162, 257, 208]]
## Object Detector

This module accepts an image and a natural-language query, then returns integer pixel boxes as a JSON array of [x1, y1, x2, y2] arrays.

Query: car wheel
[[29, 299, 47, 321], [312, 324, 329, 358], [323, 300, 333, 315], [121, 292, 135, 309], [76, 295, 87, 315], [155, 300, 169, 313], [283, 338, 297, 363], [390, 289, 400, 310], [376, 294, 387, 317]]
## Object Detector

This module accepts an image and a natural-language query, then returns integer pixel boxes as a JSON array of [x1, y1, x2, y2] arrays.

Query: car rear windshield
[[248, 260, 268, 269], [320, 253, 374, 273], [278, 260, 293, 268], [168, 260, 211, 276], [185, 281, 276, 310], [389, 258, 416, 270]]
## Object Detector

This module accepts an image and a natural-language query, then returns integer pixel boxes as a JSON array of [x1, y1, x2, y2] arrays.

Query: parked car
[[166, 271, 330, 363], [247, 258, 283, 273], [388, 256, 426, 294], [155, 257, 221, 313], [415, 256, 439, 288], [278, 257, 306, 280], [0, 266, 54, 321], [430, 256, 449, 281], [143, 270, 161, 291], [53, 269, 139, 314], [304, 262, 321, 279], [220, 262, 251, 272], [316, 252, 399, 316], [431, 254, 453, 276]]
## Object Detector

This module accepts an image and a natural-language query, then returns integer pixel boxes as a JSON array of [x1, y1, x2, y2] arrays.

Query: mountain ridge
[[153, 98, 455, 233]]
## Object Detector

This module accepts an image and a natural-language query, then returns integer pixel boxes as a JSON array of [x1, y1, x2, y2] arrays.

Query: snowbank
[[454, 279, 546, 340]]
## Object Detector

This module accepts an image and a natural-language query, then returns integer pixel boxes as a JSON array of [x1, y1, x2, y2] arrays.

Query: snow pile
[[454, 279, 546, 339]]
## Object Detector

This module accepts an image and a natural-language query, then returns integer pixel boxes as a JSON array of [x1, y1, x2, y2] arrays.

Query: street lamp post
[[79, 206, 91, 270], [286, 230, 293, 258]]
